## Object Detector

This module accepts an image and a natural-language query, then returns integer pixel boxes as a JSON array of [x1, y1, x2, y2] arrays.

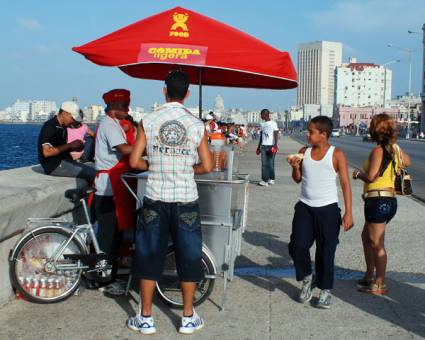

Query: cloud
[[307, 0, 425, 34], [34, 44, 52, 54], [17, 17, 41, 30]]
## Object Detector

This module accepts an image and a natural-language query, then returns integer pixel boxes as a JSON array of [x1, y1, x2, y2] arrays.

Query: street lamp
[[408, 26, 425, 135], [387, 43, 413, 139], [382, 59, 400, 108]]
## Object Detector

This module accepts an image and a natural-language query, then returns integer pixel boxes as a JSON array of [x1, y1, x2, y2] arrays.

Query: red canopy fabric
[[73, 7, 297, 89]]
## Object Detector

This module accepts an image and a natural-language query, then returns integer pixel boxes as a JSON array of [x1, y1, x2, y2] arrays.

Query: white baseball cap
[[60, 101, 81, 121], [205, 113, 214, 120]]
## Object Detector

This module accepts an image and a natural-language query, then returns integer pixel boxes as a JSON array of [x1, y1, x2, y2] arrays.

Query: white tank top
[[299, 146, 338, 207]]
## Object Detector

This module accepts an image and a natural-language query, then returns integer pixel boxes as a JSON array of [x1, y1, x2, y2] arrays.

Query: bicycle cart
[[8, 188, 116, 303], [122, 169, 249, 310]]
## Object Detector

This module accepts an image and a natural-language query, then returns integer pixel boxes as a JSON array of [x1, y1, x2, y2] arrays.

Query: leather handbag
[[393, 144, 412, 195]]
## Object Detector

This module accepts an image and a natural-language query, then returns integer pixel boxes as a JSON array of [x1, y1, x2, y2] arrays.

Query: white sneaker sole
[[179, 323, 204, 335], [127, 322, 156, 335], [298, 292, 313, 303]]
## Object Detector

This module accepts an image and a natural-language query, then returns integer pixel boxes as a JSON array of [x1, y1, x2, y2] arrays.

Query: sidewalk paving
[[0, 136, 424, 340]]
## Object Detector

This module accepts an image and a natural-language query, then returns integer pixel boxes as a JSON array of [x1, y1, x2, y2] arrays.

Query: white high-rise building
[[297, 41, 343, 106], [85, 104, 104, 122], [12, 99, 31, 114], [335, 58, 392, 107], [31, 100, 57, 115]]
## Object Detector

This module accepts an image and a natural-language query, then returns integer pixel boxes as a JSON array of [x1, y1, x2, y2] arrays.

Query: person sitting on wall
[[67, 110, 95, 162], [37, 101, 96, 184]]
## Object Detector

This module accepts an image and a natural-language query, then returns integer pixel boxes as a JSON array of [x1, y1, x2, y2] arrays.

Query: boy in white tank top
[[287, 116, 354, 309]]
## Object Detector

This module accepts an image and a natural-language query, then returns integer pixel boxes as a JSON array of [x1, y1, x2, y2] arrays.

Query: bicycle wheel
[[156, 247, 215, 308], [10, 227, 86, 303]]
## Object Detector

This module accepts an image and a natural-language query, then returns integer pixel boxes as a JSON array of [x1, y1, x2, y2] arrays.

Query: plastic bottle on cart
[[39, 277, 47, 298], [53, 277, 62, 296], [210, 132, 227, 172], [46, 278, 55, 298], [31, 277, 40, 296]]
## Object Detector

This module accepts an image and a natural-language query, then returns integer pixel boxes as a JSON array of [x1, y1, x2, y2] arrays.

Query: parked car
[[331, 129, 340, 137]]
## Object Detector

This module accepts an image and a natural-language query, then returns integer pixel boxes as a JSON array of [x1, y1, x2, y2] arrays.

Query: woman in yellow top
[[352, 114, 411, 295]]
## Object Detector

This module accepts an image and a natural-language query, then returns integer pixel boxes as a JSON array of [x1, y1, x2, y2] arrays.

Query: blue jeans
[[364, 197, 397, 223], [132, 197, 203, 282], [261, 145, 275, 182], [49, 159, 96, 183]]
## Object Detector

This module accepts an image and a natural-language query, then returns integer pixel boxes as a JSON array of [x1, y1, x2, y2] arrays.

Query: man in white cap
[[37, 101, 96, 183]]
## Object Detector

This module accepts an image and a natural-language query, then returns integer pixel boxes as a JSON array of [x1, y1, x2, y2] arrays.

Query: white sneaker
[[258, 180, 269, 187], [268, 179, 275, 185], [179, 310, 204, 334], [99, 281, 125, 296], [127, 315, 156, 335]]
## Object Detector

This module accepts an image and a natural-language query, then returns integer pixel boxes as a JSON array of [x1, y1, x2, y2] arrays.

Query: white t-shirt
[[260, 120, 278, 146], [94, 115, 127, 196]]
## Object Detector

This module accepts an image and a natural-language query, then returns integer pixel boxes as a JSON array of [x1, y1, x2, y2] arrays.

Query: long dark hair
[[369, 114, 397, 176]]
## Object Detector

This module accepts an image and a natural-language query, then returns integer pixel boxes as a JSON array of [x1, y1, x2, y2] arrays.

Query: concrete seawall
[[0, 165, 88, 305]]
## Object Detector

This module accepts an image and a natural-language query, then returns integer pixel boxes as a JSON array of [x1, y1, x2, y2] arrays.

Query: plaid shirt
[[144, 102, 204, 202]]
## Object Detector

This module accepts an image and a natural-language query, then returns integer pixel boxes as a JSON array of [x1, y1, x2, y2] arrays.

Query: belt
[[362, 190, 395, 199]]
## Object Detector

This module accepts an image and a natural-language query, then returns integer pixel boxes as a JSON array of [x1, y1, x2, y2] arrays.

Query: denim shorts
[[364, 197, 397, 224], [132, 197, 203, 282]]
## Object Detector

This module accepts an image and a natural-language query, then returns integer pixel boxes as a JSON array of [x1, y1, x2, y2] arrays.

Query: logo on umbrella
[[170, 12, 189, 38]]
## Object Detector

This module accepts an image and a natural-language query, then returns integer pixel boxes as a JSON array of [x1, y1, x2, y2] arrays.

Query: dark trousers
[[94, 195, 123, 282], [49, 159, 96, 183], [288, 201, 341, 290], [261, 145, 275, 182]]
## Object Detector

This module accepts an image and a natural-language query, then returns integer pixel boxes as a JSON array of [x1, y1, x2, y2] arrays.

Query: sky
[[1, 0, 424, 112]]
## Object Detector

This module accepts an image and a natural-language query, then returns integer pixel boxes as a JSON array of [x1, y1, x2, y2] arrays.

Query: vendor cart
[[121, 147, 250, 310]]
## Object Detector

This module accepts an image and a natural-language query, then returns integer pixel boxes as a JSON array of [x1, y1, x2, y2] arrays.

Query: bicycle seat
[[65, 187, 96, 203]]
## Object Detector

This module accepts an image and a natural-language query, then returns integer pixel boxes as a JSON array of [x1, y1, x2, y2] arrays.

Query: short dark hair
[[165, 70, 189, 100], [260, 109, 270, 115], [310, 116, 333, 138]]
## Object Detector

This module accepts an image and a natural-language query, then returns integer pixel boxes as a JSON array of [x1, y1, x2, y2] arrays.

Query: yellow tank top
[[363, 145, 399, 193]]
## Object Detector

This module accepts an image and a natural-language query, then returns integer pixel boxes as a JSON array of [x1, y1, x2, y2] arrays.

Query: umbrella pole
[[199, 68, 202, 119]]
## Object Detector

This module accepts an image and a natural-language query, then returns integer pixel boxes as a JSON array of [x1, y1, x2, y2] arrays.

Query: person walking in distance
[[127, 70, 213, 335], [287, 116, 354, 309], [256, 109, 279, 187]]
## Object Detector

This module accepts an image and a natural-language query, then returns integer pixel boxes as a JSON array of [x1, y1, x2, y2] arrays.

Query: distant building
[[85, 104, 104, 122], [338, 105, 400, 128], [246, 110, 261, 124], [31, 100, 57, 115], [297, 41, 343, 106], [287, 106, 303, 122], [335, 58, 392, 108], [390, 94, 422, 122]]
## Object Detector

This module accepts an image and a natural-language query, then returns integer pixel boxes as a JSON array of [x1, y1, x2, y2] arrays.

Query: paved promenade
[[1, 136, 424, 339]]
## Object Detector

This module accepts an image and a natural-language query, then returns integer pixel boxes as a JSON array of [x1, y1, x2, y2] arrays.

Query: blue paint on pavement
[[235, 266, 364, 281]]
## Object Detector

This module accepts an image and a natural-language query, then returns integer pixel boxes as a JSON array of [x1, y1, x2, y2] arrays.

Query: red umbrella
[[73, 6, 297, 115]]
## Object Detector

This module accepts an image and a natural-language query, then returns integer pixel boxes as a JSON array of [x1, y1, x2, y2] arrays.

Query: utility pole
[[408, 25, 425, 134]]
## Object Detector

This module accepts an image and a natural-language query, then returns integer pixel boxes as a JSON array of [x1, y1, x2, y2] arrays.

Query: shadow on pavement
[[237, 230, 425, 337]]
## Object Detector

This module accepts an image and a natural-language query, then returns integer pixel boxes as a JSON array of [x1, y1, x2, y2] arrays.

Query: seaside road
[[0, 136, 424, 339]]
